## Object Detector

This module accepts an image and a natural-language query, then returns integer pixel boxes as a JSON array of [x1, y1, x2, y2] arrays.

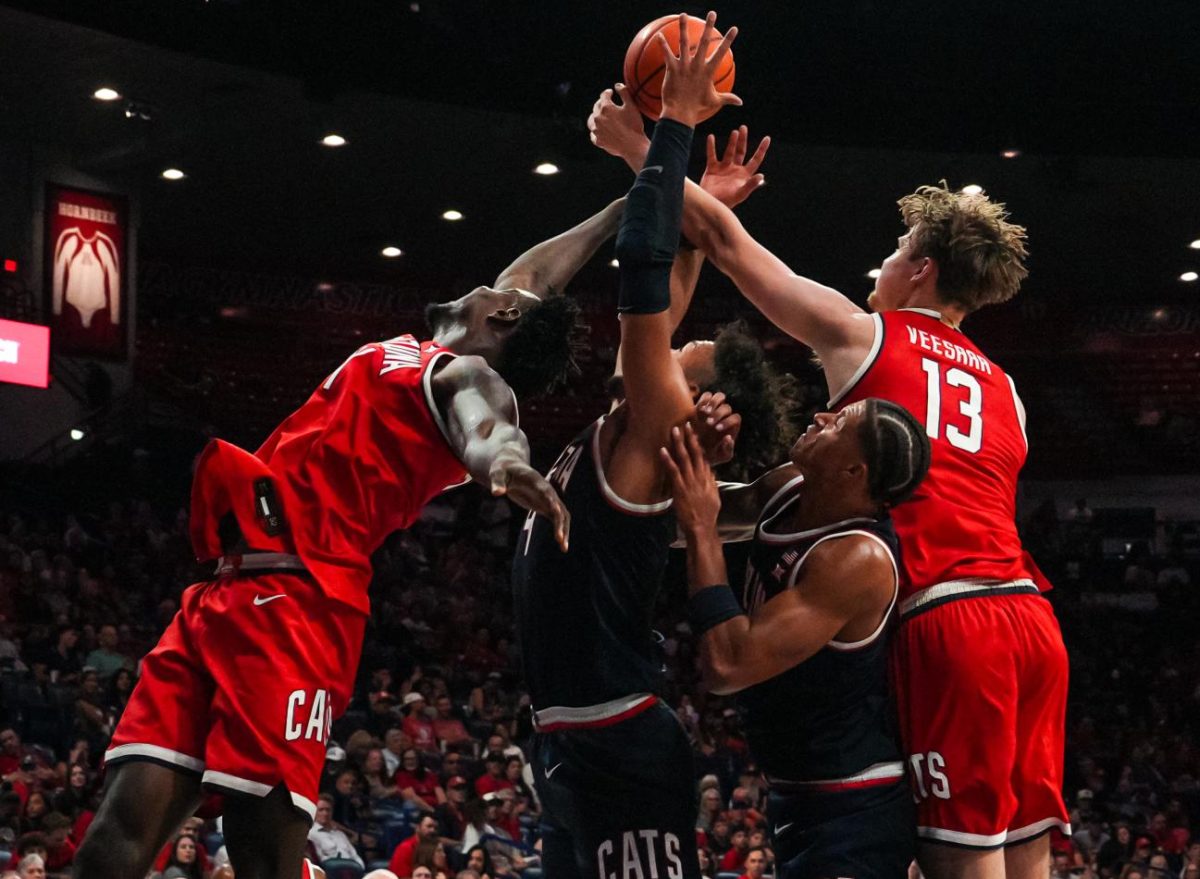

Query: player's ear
[[911, 256, 937, 286]]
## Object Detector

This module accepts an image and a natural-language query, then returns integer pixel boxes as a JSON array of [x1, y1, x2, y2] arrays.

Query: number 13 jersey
[[830, 308, 1036, 600]]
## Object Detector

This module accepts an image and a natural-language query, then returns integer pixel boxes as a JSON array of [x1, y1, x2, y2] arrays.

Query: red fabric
[[388, 834, 419, 878], [892, 593, 1069, 844], [720, 848, 747, 872], [106, 573, 366, 812], [0, 755, 18, 776], [402, 715, 437, 752], [835, 310, 1038, 599], [474, 775, 514, 798], [45, 838, 76, 871], [70, 810, 94, 845], [246, 336, 468, 615], [432, 716, 471, 745], [394, 769, 441, 801]]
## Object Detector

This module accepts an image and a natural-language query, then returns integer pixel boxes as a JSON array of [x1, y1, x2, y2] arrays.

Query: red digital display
[[0, 318, 51, 388]]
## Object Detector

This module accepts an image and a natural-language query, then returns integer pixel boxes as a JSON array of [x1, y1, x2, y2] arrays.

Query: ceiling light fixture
[[867, 268, 882, 279], [320, 134, 347, 147], [1181, 271, 1199, 282], [442, 209, 464, 221], [381, 246, 404, 258], [1189, 240, 1200, 250], [609, 259, 619, 268], [160, 168, 186, 180], [961, 184, 983, 196], [1001, 149, 1021, 159], [93, 87, 121, 102], [534, 162, 559, 176]]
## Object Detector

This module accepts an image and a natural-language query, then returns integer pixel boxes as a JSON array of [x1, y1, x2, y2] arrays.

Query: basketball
[[623, 13, 736, 120]]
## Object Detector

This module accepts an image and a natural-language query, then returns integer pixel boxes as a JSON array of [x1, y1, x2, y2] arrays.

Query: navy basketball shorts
[[531, 703, 700, 879], [768, 780, 916, 879]]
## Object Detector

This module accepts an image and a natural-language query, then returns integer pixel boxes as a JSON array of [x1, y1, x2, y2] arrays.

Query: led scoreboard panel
[[0, 318, 50, 388]]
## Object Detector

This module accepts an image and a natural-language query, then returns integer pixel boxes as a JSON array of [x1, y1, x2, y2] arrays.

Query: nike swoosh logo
[[773, 822, 793, 837], [544, 762, 563, 779], [253, 594, 287, 606], [641, 165, 664, 175]]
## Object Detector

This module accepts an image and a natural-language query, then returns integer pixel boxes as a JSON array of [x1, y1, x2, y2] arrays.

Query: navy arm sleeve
[[614, 118, 695, 315]]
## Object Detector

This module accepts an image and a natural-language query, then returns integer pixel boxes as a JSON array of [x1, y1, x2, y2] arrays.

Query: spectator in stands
[[52, 762, 91, 821], [439, 752, 468, 787], [503, 757, 535, 819], [84, 624, 131, 679], [412, 867, 434, 879], [362, 747, 402, 800], [413, 836, 450, 878], [739, 847, 768, 879], [383, 727, 411, 777], [1100, 823, 1135, 872], [465, 845, 494, 879], [403, 693, 438, 754], [44, 625, 81, 683], [474, 753, 511, 798], [74, 668, 111, 753], [308, 793, 364, 868], [456, 871, 481, 879], [156, 833, 202, 879], [462, 799, 500, 852], [19, 792, 48, 835], [331, 765, 370, 827], [395, 748, 446, 811], [720, 828, 750, 873], [434, 776, 469, 843], [432, 696, 473, 750], [697, 787, 722, 833], [697, 847, 715, 879], [389, 813, 439, 878], [41, 811, 75, 872], [13, 853, 45, 879]]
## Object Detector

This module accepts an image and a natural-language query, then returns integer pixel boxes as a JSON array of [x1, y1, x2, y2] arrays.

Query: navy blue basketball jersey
[[739, 476, 904, 783], [513, 416, 675, 711]]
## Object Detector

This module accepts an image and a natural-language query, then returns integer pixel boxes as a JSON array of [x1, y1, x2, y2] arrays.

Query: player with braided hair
[[663, 397, 931, 879]]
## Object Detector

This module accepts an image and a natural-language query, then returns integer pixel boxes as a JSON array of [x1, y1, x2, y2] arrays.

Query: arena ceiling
[[0, 1, 1198, 309]]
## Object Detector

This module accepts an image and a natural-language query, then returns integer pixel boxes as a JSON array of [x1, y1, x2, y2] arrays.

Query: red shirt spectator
[[720, 830, 750, 872], [389, 814, 439, 878], [394, 749, 445, 809], [401, 693, 437, 753], [431, 696, 473, 748]]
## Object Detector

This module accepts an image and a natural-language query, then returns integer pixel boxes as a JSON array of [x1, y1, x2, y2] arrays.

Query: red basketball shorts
[[106, 565, 366, 818], [891, 590, 1070, 848]]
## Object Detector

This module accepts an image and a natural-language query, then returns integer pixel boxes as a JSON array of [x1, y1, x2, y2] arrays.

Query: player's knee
[[75, 810, 144, 876]]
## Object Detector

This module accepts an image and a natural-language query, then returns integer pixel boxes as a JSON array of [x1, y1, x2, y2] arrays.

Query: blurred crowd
[[0, 482, 1197, 879]]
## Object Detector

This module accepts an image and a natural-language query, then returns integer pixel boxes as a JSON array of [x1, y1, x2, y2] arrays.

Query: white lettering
[[638, 830, 660, 878], [0, 339, 18, 364], [305, 689, 328, 742], [622, 832, 644, 879], [378, 337, 424, 375], [285, 690, 305, 741], [58, 202, 118, 225], [597, 840, 615, 879], [664, 833, 682, 879], [928, 751, 952, 799], [907, 326, 993, 375]]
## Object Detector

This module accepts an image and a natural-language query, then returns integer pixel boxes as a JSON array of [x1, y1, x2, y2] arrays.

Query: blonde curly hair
[[899, 182, 1029, 313]]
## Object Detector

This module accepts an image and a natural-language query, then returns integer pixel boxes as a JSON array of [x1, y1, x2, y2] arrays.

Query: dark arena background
[[1, 2, 1199, 879]]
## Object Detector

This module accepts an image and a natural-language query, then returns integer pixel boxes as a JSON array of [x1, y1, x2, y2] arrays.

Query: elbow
[[700, 657, 741, 696]]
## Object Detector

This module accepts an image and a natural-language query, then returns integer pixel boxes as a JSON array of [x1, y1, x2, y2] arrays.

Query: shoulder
[[800, 531, 895, 590]]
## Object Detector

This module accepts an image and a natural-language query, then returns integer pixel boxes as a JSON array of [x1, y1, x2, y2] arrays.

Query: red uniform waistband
[[899, 578, 1040, 622]]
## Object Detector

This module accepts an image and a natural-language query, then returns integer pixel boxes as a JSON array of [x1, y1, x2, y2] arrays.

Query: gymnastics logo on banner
[[44, 185, 128, 359]]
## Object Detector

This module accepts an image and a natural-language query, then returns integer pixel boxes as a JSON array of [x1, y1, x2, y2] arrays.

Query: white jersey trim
[[202, 770, 319, 820], [918, 817, 1071, 848], [422, 349, 486, 493], [533, 693, 656, 728], [768, 760, 905, 787], [105, 743, 205, 773], [757, 508, 876, 546], [900, 577, 1037, 617], [827, 312, 883, 407], [215, 552, 307, 576], [591, 417, 672, 514], [1007, 817, 1072, 843], [1006, 373, 1029, 449], [759, 475, 806, 521], [782, 530, 899, 650]]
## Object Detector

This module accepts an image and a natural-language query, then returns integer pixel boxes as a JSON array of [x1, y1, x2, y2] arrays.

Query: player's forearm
[[461, 422, 531, 488], [494, 198, 626, 296], [668, 246, 705, 333], [681, 523, 748, 695]]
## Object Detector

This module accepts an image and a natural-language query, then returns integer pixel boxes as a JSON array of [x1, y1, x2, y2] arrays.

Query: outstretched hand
[[701, 125, 770, 209], [489, 459, 570, 552], [659, 11, 741, 127], [660, 422, 721, 536], [588, 83, 650, 169]]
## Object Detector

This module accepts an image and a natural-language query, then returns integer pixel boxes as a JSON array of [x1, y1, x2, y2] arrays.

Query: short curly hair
[[493, 295, 583, 399], [899, 182, 1029, 313], [707, 321, 801, 482]]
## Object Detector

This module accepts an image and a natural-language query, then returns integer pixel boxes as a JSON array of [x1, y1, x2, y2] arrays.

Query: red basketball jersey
[[831, 308, 1036, 600], [194, 336, 470, 615]]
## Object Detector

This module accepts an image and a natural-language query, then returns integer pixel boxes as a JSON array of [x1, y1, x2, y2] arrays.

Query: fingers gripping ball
[[623, 13, 736, 120]]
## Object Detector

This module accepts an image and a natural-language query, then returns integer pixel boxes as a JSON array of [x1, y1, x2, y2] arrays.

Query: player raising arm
[[591, 94, 1068, 879]]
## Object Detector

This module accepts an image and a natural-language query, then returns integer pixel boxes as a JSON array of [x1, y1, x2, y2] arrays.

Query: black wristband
[[687, 585, 744, 637]]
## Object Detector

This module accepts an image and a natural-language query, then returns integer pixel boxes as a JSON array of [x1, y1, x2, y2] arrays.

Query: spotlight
[[1189, 240, 1200, 250], [381, 246, 404, 258], [92, 87, 121, 102], [534, 162, 559, 176], [1001, 149, 1021, 159], [609, 259, 619, 268], [320, 134, 347, 147], [1181, 272, 1199, 282], [867, 268, 882, 279], [161, 168, 186, 181], [69, 429, 85, 441], [961, 184, 983, 196], [442, 209, 464, 221]]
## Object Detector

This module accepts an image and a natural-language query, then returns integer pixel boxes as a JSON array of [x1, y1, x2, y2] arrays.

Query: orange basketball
[[623, 13, 736, 121]]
